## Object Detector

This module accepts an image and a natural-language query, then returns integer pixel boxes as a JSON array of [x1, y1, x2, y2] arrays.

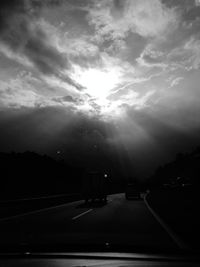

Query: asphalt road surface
[[0, 194, 179, 251]]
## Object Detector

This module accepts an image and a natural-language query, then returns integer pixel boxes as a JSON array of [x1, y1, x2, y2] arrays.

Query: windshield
[[0, 0, 199, 255]]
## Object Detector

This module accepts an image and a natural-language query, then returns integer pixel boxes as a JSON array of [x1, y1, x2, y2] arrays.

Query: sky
[[0, 0, 200, 179]]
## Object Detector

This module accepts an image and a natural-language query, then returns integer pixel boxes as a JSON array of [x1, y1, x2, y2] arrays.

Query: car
[[125, 184, 140, 200]]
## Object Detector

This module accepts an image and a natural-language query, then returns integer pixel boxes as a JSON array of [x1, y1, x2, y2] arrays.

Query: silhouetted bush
[[0, 151, 84, 199], [148, 146, 200, 189]]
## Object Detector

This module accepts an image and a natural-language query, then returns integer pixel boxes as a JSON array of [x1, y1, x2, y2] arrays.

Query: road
[[0, 194, 179, 251]]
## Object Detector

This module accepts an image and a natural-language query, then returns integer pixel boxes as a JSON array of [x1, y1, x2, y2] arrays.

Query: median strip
[[72, 209, 93, 220]]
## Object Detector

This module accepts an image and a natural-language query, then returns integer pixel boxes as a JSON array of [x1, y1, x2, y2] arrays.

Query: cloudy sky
[[1, 0, 200, 178]]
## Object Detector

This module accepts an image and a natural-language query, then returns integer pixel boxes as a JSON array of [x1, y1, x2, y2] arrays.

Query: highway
[[0, 194, 179, 251]]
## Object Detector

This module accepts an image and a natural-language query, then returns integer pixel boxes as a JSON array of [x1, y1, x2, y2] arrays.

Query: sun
[[75, 68, 120, 101], [71, 66, 122, 116]]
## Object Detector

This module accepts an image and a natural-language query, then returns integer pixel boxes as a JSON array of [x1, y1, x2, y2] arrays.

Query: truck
[[82, 171, 108, 203], [125, 182, 140, 200]]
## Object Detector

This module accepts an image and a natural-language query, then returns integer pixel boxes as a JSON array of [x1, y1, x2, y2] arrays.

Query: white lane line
[[144, 194, 189, 250], [72, 209, 93, 220], [0, 200, 82, 222]]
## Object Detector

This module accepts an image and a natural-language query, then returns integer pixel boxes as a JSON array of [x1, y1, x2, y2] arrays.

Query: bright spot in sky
[[75, 68, 120, 100], [72, 66, 124, 117]]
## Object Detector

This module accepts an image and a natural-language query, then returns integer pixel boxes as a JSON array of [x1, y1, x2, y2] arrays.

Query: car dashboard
[[0, 252, 199, 267]]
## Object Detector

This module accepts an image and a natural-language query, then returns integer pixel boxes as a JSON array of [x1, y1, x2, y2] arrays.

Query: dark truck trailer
[[82, 171, 108, 203]]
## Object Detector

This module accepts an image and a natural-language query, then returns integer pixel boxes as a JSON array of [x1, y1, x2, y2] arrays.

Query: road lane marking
[[0, 200, 83, 222], [72, 209, 93, 220], [144, 194, 189, 250]]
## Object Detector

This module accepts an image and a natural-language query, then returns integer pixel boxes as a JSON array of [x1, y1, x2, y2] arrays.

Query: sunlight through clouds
[[0, 0, 200, 178], [73, 67, 120, 99]]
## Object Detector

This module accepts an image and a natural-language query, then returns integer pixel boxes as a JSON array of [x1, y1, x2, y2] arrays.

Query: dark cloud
[[0, 106, 121, 172], [0, 0, 26, 32], [124, 33, 147, 64], [1, 105, 200, 179], [141, 52, 164, 66], [111, 0, 126, 19], [60, 95, 76, 102], [182, 5, 200, 21], [24, 27, 69, 74], [31, 0, 64, 9], [161, 0, 195, 8], [53, 95, 78, 103], [114, 0, 125, 10], [0, 106, 78, 153], [162, 0, 200, 23], [0, 0, 83, 90]]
